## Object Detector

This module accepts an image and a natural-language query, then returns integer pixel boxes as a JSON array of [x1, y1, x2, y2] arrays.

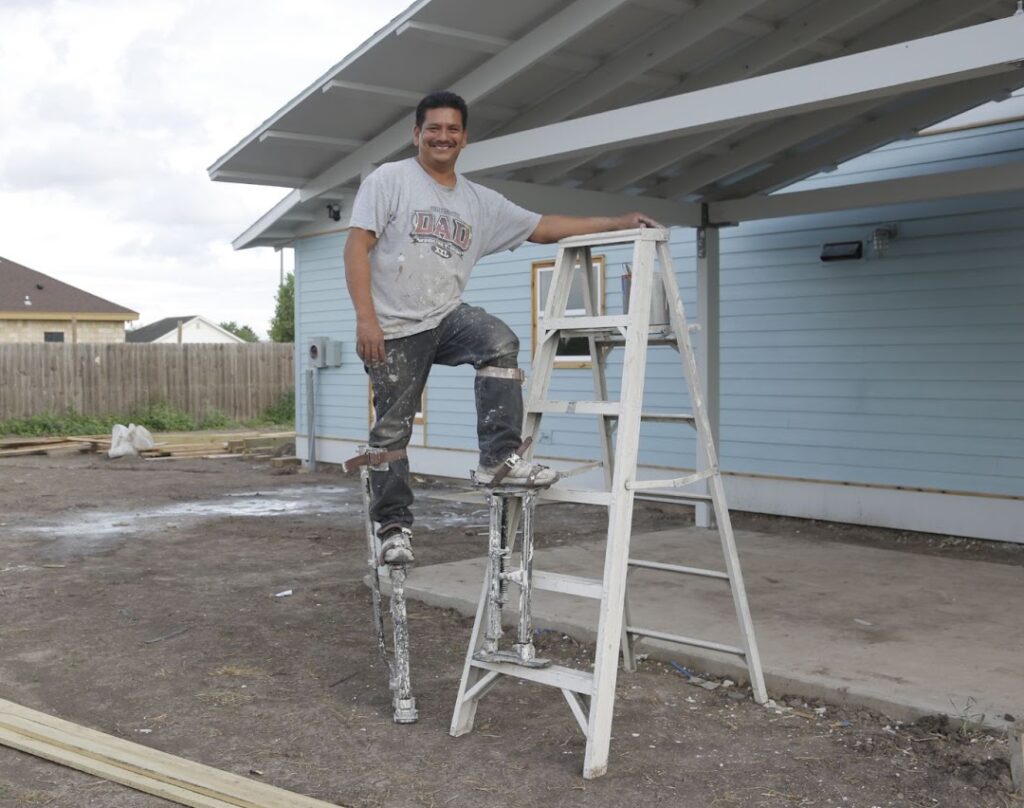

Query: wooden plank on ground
[[0, 699, 344, 808]]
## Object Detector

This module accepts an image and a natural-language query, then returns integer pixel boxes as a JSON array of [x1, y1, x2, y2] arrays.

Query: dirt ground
[[0, 451, 1019, 808]]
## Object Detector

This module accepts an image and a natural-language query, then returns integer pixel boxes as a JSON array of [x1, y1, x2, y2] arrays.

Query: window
[[531, 256, 605, 368], [43, 332, 65, 343]]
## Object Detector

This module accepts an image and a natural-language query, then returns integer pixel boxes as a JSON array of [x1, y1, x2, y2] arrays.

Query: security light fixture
[[326, 203, 342, 222]]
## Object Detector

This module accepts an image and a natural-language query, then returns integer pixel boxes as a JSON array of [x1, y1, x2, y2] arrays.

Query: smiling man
[[344, 91, 656, 565]]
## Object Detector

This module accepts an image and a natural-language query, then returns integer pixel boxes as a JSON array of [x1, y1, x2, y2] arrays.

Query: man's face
[[413, 107, 467, 170]]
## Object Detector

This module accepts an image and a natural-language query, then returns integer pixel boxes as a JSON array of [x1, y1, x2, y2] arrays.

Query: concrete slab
[[402, 526, 1024, 727]]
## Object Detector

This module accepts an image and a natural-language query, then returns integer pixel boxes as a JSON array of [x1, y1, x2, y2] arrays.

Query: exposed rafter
[[587, 0, 992, 192], [628, 0, 842, 55], [708, 160, 1024, 222], [320, 80, 517, 118], [209, 170, 308, 187], [709, 72, 1023, 201], [297, 0, 634, 202], [650, 101, 879, 199], [394, 21, 677, 89], [258, 130, 366, 151], [457, 17, 1024, 176], [504, 0, 771, 135]]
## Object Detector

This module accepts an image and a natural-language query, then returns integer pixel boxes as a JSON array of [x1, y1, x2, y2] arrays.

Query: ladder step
[[624, 626, 746, 658], [532, 570, 603, 599], [539, 487, 612, 507], [628, 559, 729, 580], [470, 659, 593, 695], [557, 227, 665, 247], [639, 412, 695, 424], [544, 314, 630, 332], [529, 400, 620, 416], [627, 469, 714, 492]]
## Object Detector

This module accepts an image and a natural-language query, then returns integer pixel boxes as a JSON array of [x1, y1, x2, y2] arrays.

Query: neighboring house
[[0, 255, 138, 343], [126, 316, 248, 344], [209, 2, 1024, 542]]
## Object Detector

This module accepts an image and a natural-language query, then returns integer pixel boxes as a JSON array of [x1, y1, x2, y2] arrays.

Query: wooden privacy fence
[[0, 343, 294, 421]]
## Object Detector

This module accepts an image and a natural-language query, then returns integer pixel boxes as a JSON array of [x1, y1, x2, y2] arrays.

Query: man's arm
[[343, 227, 386, 365], [528, 212, 661, 244]]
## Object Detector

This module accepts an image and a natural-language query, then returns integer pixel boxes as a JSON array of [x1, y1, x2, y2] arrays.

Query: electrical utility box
[[308, 337, 343, 368]]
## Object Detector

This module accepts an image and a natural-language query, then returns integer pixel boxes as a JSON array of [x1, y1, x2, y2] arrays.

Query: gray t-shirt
[[349, 158, 542, 338]]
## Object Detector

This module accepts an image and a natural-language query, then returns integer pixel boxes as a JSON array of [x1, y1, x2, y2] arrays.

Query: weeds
[[1, 392, 295, 438]]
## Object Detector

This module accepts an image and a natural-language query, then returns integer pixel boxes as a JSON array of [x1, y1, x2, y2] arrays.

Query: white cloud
[[0, 0, 411, 338]]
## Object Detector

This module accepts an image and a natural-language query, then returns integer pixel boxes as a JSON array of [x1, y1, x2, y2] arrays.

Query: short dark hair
[[415, 91, 468, 129]]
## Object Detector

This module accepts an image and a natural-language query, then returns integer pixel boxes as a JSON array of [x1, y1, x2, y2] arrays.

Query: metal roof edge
[[232, 189, 303, 250], [207, 0, 433, 177]]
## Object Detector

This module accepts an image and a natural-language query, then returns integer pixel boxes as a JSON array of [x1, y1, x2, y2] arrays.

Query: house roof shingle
[[0, 256, 138, 318]]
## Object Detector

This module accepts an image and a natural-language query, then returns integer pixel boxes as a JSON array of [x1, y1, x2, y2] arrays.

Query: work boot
[[475, 454, 559, 488], [378, 525, 414, 566]]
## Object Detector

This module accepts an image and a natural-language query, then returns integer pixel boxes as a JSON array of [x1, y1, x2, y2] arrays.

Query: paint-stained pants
[[366, 304, 522, 530]]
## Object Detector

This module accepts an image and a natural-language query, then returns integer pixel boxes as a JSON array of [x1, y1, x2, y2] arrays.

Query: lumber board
[[0, 436, 69, 449], [0, 699, 343, 808], [0, 724, 237, 808]]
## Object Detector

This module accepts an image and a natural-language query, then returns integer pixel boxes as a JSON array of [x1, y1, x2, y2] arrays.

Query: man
[[345, 91, 657, 565]]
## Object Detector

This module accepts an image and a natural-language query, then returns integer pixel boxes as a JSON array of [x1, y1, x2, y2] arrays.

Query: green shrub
[[261, 390, 295, 425], [197, 409, 232, 430], [128, 401, 195, 432], [0, 410, 117, 437]]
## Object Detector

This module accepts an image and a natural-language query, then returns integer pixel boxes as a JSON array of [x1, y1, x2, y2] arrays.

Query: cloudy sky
[[0, 0, 411, 337]]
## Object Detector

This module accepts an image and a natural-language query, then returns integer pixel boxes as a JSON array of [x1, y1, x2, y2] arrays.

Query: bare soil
[[0, 452, 1018, 807]]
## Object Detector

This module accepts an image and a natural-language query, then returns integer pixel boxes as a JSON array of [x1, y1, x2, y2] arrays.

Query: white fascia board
[[475, 178, 701, 226], [232, 190, 302, 250], [207, 0, 432, 177], [456, 16, 1024, 176], [298, 0, 634, 201], [708, 161, 1024, 223]]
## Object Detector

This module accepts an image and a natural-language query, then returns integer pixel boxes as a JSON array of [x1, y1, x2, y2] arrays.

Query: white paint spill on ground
[[11, 485, 359, 554]]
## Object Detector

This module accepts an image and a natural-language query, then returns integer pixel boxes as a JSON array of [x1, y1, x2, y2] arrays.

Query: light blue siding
[[295, 123, 1024, 499]]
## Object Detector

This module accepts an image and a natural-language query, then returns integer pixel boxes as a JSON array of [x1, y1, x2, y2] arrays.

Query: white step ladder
[[449, 227, 766, 779]]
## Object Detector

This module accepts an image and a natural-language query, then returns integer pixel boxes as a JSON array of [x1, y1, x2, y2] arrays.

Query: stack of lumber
[[0, 436, 106, 458], [0, 431, 296, 461], [0, 697, 345, 808]]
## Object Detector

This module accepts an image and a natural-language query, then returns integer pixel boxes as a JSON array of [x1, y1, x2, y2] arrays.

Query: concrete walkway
[[402, 525, 1023, 727]]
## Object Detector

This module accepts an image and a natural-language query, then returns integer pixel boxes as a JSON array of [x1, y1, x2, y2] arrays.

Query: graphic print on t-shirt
[[410, 207, 473, 259]]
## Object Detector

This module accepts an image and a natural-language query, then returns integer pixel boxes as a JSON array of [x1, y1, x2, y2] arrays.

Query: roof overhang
[[210, 0, 1024, 249], [0, 311, 139, 321]]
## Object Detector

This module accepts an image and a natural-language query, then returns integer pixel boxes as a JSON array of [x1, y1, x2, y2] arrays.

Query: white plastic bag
[[107, 423, 156, 458]]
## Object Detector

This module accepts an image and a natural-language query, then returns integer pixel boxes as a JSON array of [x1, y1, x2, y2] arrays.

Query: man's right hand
[[356, 318, 386, 365]]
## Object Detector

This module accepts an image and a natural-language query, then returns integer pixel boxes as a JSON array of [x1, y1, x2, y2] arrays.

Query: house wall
[[149, 319, 243, 344], [0, 318, 125, 343], [292, 121, 1024, 541]]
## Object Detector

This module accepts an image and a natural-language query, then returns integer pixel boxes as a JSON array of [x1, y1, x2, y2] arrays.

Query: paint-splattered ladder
[[450, 227, 766, 779]]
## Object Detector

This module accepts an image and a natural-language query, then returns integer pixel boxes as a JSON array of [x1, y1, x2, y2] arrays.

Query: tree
[[269, 272, 295, 343], [219, 321, 259, 342]]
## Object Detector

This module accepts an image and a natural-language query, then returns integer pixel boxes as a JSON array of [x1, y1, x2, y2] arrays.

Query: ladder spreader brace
[[449, 228, 767, 779]]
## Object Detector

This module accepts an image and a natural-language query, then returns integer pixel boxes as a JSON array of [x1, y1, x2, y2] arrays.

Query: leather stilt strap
[[342, 447, 407, 473], [487, 436, 533, 487]]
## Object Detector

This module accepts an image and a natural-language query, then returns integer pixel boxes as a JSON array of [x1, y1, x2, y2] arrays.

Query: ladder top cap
[[557, 227, 668, 246]]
